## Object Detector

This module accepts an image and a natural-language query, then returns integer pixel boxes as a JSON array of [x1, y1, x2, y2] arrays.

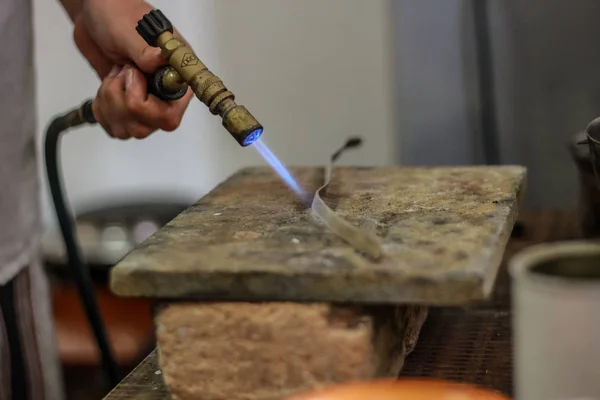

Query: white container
[[510, 241, 600, 400]]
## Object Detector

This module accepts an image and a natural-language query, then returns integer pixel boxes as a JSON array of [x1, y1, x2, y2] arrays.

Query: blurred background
[[32, 0, 600, 398]]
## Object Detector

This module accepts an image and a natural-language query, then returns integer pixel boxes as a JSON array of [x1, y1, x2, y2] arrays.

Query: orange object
[[286, 378, 510, 400]]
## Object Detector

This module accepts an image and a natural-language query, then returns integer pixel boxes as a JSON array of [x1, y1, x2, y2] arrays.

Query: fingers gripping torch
[[45, 9, 263, 387]]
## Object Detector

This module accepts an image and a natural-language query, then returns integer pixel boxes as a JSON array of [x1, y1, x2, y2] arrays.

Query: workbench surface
[[103, 211, 580, 399], [103, 350, 169, 400], [110, 166, 525, 305]]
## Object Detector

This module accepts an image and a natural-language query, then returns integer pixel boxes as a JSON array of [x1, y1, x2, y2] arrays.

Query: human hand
[[73, 0, 193, 139]]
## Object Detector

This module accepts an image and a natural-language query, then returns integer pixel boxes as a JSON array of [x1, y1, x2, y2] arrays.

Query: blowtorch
[[45, 9, 264, 387], [56, 9, 264, 146]]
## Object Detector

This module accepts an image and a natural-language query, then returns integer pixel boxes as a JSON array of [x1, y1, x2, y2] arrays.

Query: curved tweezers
[[311, 137, 383, 260]]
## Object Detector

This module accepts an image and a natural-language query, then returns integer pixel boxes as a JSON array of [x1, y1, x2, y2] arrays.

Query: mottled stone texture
[[110, 166, 525, 305], [155, 302, 428, 400]]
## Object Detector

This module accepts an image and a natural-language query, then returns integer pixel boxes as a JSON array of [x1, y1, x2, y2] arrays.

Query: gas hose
[[44, 99, 123, 387], [45, 65, 187, 387]]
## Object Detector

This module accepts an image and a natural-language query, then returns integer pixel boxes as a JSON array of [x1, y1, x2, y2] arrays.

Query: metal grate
[[400, 211, 582, 397], [103, 350, 170, 400], [401, 307, 513, 395]]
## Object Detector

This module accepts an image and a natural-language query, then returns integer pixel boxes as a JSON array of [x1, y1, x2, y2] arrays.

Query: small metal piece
[[311, 137, 383, 260], [80, 100, 96, 124], [222, 105, 263, 147], [162, 68, 186, 92], [147, 66, 188, 101], [52, 99, 97, 129], [136, 10, 263, 147]]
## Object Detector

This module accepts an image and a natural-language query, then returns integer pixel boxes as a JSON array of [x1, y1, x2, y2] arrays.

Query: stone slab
[[110, 166, 526, 305]]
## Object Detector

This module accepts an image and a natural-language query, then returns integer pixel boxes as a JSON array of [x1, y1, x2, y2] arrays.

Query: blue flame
[[243, 128, 263, 146], [252, 138, 305, 198]]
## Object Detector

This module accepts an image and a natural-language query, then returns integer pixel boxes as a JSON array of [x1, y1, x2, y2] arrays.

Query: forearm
[[58, 0, 83, 22]]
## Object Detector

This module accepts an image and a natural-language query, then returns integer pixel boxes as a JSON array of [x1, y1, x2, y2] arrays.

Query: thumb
[[130, 45, 166, 74], [126, 25, 188, 74]]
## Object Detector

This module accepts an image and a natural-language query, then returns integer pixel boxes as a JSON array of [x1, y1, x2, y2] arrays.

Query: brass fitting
[[147, 65, 188, 101], [137, 10, 263, 147]]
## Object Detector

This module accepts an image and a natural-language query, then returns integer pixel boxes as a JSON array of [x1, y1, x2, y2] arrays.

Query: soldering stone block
[[110, 165, 526, 305], [155, 302, 428, 400]]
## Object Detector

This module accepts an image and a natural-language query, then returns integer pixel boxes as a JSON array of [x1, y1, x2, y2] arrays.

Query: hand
[[73, 0, 193, 139]]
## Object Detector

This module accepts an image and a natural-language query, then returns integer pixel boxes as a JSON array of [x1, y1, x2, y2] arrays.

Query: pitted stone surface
[[110, 166, 526, 305]]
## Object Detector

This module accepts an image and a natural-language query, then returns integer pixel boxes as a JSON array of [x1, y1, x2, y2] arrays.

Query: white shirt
[[0, 0, 40, 284]]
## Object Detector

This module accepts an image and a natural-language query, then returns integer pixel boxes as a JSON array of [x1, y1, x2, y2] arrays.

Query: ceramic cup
[[510, 241, 600, 400]]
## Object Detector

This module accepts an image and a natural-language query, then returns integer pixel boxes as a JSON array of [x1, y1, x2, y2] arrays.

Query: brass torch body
[[156, 31, 263, 146]]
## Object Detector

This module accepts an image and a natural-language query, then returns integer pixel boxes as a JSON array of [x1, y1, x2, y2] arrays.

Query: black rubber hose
[[473, 0, 501, 165], [44, 100, 121, 388]]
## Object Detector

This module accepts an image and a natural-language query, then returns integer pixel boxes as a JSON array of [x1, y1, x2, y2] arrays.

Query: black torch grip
[[147, 65, 188, 101]]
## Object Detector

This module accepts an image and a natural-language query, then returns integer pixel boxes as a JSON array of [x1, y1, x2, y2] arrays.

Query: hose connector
[[137, 10, 264, 147]]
